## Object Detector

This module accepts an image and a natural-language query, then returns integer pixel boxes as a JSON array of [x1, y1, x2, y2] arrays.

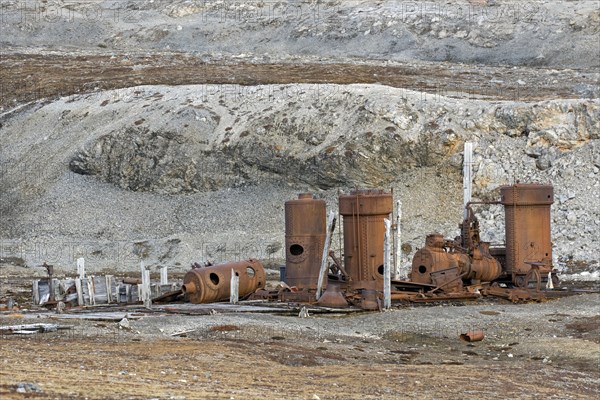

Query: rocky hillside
[[1, 0, 598, 68], [0, 1, 598, 277], [1, 84, 598, 273]]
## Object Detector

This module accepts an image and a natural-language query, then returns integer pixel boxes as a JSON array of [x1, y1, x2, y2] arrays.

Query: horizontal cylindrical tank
[[411, 235, 501, 284], [411, 234, 470, 284], [285, 193, 327, 289], [466, 242, 502, 282], [182, 259, 265, 304], [500, 184, 553, 277], [339, 189, 393, 290]]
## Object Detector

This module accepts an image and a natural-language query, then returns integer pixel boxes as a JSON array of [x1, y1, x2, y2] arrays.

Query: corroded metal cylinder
[[339, 189, 393, 290], [182, 259, 265, 304], [411, 234, 469, 285], [500, 184, 553, 277], [285, 193, 326, 289], [467, 242, 502, 282], [411, 235, 501, 284]]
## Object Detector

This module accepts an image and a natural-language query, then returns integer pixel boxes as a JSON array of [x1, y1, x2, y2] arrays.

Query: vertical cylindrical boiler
[[339, 189, 393, 290], [284, 193, 327, 289], [500, 184, 553, 277]]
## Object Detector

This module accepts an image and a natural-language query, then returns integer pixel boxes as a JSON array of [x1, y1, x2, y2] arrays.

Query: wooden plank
[[75, 279, 83, 306], [105, 276, 113, 304], [316, 211, 336, 300], [230, 269, 239, 304], [0, 323, 73, 334], [32, 280, 39, 305], [49, 312, 145, 321], [383, 218, 392, 309], [86, 277, 96, 306], [160, 266, 168, 285], [77, 257, 85, 279]]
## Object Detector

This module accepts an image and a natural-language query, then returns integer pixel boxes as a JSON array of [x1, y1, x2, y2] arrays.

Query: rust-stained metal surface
[[411, 184, 554, 288], [181, 260, 265, 304], [339, 189, 393, 290], [430, 267, 464, 293], [500, 184, 554, 282], [483, 286, 546, 302], [411, 234, 501, 285], [460, 330, 485, 342], [411, 234, 468, 284], [359, 289, 380, 310], [317, 280, 349, 308], [285, 193, 327, 289], [468, 242, 503, 282]]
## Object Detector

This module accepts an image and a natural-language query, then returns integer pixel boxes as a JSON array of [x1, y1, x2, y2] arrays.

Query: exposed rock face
[[54, 85, 600, 196]]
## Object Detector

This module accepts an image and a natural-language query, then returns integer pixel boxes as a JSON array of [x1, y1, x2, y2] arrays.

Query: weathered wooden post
[[383, 218, 392, 310], [316, 211, 336, 301], [140, 261, 151, 308], [77, 257, 85, 279], [394, 200, 402, 280], [160, 266, 168, 285], [86, 276, 96, 306], [230, 269, 239, 304], [75, 278, 83, 305]]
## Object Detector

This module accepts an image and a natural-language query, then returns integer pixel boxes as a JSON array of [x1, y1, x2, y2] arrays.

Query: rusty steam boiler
[[500, 184, 554, 285], [411, 183, 554, 287], [182, 259, 265, 304], [339, 189, 393, 290], [284, 193, 327, 289]]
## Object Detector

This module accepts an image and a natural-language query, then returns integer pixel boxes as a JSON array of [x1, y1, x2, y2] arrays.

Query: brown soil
[[1, 52, 597, 108], [0, 329, 598, 400]]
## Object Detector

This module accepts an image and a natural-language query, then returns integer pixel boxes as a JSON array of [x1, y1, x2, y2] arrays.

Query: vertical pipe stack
[[463, 142, 473, 220]]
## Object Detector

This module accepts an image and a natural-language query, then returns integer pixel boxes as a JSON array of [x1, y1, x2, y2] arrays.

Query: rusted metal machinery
[[284, 193, 327, 289], [500, 184, 554, 286], [339, 189, 393, 290], [411, 183, 554, 288], [411, 232, 502, 286], [182, 260, 265, 304]]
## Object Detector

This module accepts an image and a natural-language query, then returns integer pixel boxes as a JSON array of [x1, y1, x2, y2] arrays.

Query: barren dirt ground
[[1, 52, 598, 108], [0, 334, 596, 400], [0, 287, 599, 399]]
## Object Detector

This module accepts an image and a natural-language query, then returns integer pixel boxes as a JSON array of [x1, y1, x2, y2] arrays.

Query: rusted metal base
[[483, 286, 546, 303]]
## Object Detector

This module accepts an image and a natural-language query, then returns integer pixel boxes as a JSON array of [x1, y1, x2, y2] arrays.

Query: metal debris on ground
[[460, 330, 485, 342]]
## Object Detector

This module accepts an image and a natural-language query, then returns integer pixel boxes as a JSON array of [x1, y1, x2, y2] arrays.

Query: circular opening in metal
[[377, 265, 384, 275], [209, 273, 220, 285], [246, 266, 255, 277], [290, 244, 304, 256], [418, 265, 427, 274], [181, 284, 188, 293]]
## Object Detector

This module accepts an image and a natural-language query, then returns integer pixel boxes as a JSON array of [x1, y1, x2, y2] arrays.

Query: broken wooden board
[[0, 323, 73, 334], [154, 302, 362, 315], [48, 312, 147, 321]]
